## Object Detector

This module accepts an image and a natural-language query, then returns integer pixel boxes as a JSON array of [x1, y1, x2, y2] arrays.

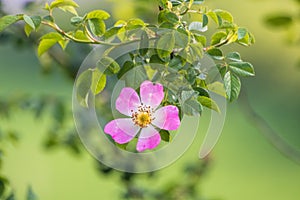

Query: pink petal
[[136, 126, 161, 152], [140, 81, 164, 109], [104, 118, 140, 144], [116, 87, 141, 116], [152, 105, 180, 130]]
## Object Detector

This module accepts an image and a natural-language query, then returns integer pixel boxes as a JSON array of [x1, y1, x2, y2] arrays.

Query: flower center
[[131, 104, 154, 128]]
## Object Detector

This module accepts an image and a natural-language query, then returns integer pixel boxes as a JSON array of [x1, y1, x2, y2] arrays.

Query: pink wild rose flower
[[104, 80, 181, 152]]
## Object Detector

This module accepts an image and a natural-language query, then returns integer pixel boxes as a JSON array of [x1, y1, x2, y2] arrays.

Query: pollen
[[131, 104, 154, 128]]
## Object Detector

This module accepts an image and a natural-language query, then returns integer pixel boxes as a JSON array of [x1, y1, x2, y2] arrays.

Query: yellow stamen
[[131, 104, 154, 128]]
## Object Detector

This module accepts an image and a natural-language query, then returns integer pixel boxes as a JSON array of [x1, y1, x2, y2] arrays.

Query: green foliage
[[91, 68, 107, 95], [198, 96, 220, 113], [0, 15, 22, 32], [0, 0, 257, 198], [224, 71, 241, 102], [38, 32, 64, 56], [160, 130, 171, 142], [157, 31, 175, 59]]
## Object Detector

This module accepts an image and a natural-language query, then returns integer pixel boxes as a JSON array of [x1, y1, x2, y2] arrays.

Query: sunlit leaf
[[86, 10, 110, 20], [38, 39, 58, 56], [23, 15, 35, 29], [207, 82, 226, 97], [24, 24, 33, 37], [97, 57, 120, 75], [91, 68, 106, 95], [198, 96, 220, 113], [0, 15, 22, 32], [229, 62, 255, 77], [210, 31, 227, 46], [206, 48, 223, 60], [237, 27, 247, 40], [224, 71, 241, 102], [50, 0, 79, 9], [226, 52, 241, 62], [88, 19, 106, 36], [214, 9, 233, 23], [76, 69, 92, 108]]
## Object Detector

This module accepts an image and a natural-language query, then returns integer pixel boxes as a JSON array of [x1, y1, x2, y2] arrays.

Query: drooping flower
[[104, 80, 181, 152]]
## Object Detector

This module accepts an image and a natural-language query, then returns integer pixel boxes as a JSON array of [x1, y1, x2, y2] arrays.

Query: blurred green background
[[1, 0, 300, 199]]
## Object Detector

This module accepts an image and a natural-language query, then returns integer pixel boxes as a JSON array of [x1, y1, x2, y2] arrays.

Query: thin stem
[[41, 20, 151, 47]]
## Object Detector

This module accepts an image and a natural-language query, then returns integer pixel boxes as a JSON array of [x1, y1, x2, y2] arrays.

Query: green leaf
[[27, 186, 38, 200], [265, 14, 293, 28], [116, 143, 128, 150], [0, 15, 22, 32], [210, 31, 227, 46], [226, 52, 241, 62], [139, 30, 149, 56], [228, 62, 255, 77], [169, 56, 184, 70], [126, 18, 145, 30], [24, 24, 33, 37], [180, 90, 196, 102], [158, 10, 179, 25], [76, 69, 92, 108], [70, 16, 84, 26], [58, 39, 69, 50], [103, 27, 121, 40], [88, 19, 106, 36], [207, 82, 226, 97], [91, 68, 106, 95], [160, 130, 171, 142], [237, 27, 247, 40], [224, 71, 241, 102], [193, 34, 206, 46], [206, 48, 223, 60], [23, 15, 35, 29], [198, 96, 220, 113], [117, 61, 134, 79], [38, 39, 58, 56], [202, 14, 209, 27], [124, 66, 148, 88], [175, 26, 190, 48], [50, 0, 79, 9], [41, 32, 63, 40], [38, 32, 63, 56], [182, 99, 202, 116], [86, 10, 110, 20], [157, 32, 175, 59], [214, 9, 233, 23], [149, 54, 166, 65], [97, 57, 120, 75], [74, 30, 91, 41], [189, 42, 203, 60], [207, 11, 218, 24], [58, 5, 78, 15]]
